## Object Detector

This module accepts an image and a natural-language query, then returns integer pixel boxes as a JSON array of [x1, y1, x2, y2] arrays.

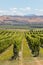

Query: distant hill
[[0, 15, 43, 28], [0, 15, 43, 23]]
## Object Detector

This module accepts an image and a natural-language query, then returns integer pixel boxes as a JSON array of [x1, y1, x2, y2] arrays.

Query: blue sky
[[0, 0, 43, 15]]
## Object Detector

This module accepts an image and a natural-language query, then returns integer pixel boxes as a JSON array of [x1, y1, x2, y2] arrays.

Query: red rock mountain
[[0, 15, 43, 23]]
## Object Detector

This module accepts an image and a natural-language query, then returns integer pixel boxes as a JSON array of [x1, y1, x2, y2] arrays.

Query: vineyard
[[25, 30, 43, 57], [0, 29, 43, 65]]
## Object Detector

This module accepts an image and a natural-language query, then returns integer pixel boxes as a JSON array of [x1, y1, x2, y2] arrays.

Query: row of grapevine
[[26, 30, 43, 34], [12, 32, 23, 59], [0, 30, 23, 59], [0, 31, 15, 53], [25, 33, 40, 57]]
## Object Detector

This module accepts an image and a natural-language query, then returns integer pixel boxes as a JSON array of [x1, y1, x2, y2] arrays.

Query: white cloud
[[10, 8, 17, 13], [34, 9, 43, 12], [26, 7, 31, 10], [20, 7, 31, 12], [39, 9, 43, 12], [34, 9, 39, 11], [34, 8, 43, 15], [0, 10, 4, 13], [0, 7, 43, 16], [10, 8, 17, 10]]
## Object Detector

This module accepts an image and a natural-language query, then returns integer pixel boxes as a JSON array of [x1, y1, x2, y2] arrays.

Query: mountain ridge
[[0, 15, 43, 23]]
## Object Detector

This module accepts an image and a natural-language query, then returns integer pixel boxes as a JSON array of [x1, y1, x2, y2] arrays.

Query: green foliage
[[0, 30, 22, 55], [40, 37, 43, 47], [0, 30, 23, 60], [0, 29, 43, 60], [25, 33, 40, 57]]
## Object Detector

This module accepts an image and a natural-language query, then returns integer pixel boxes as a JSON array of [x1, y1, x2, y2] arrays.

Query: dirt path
[[34, 57, 42, 65], [19, 35, 24, 65]]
